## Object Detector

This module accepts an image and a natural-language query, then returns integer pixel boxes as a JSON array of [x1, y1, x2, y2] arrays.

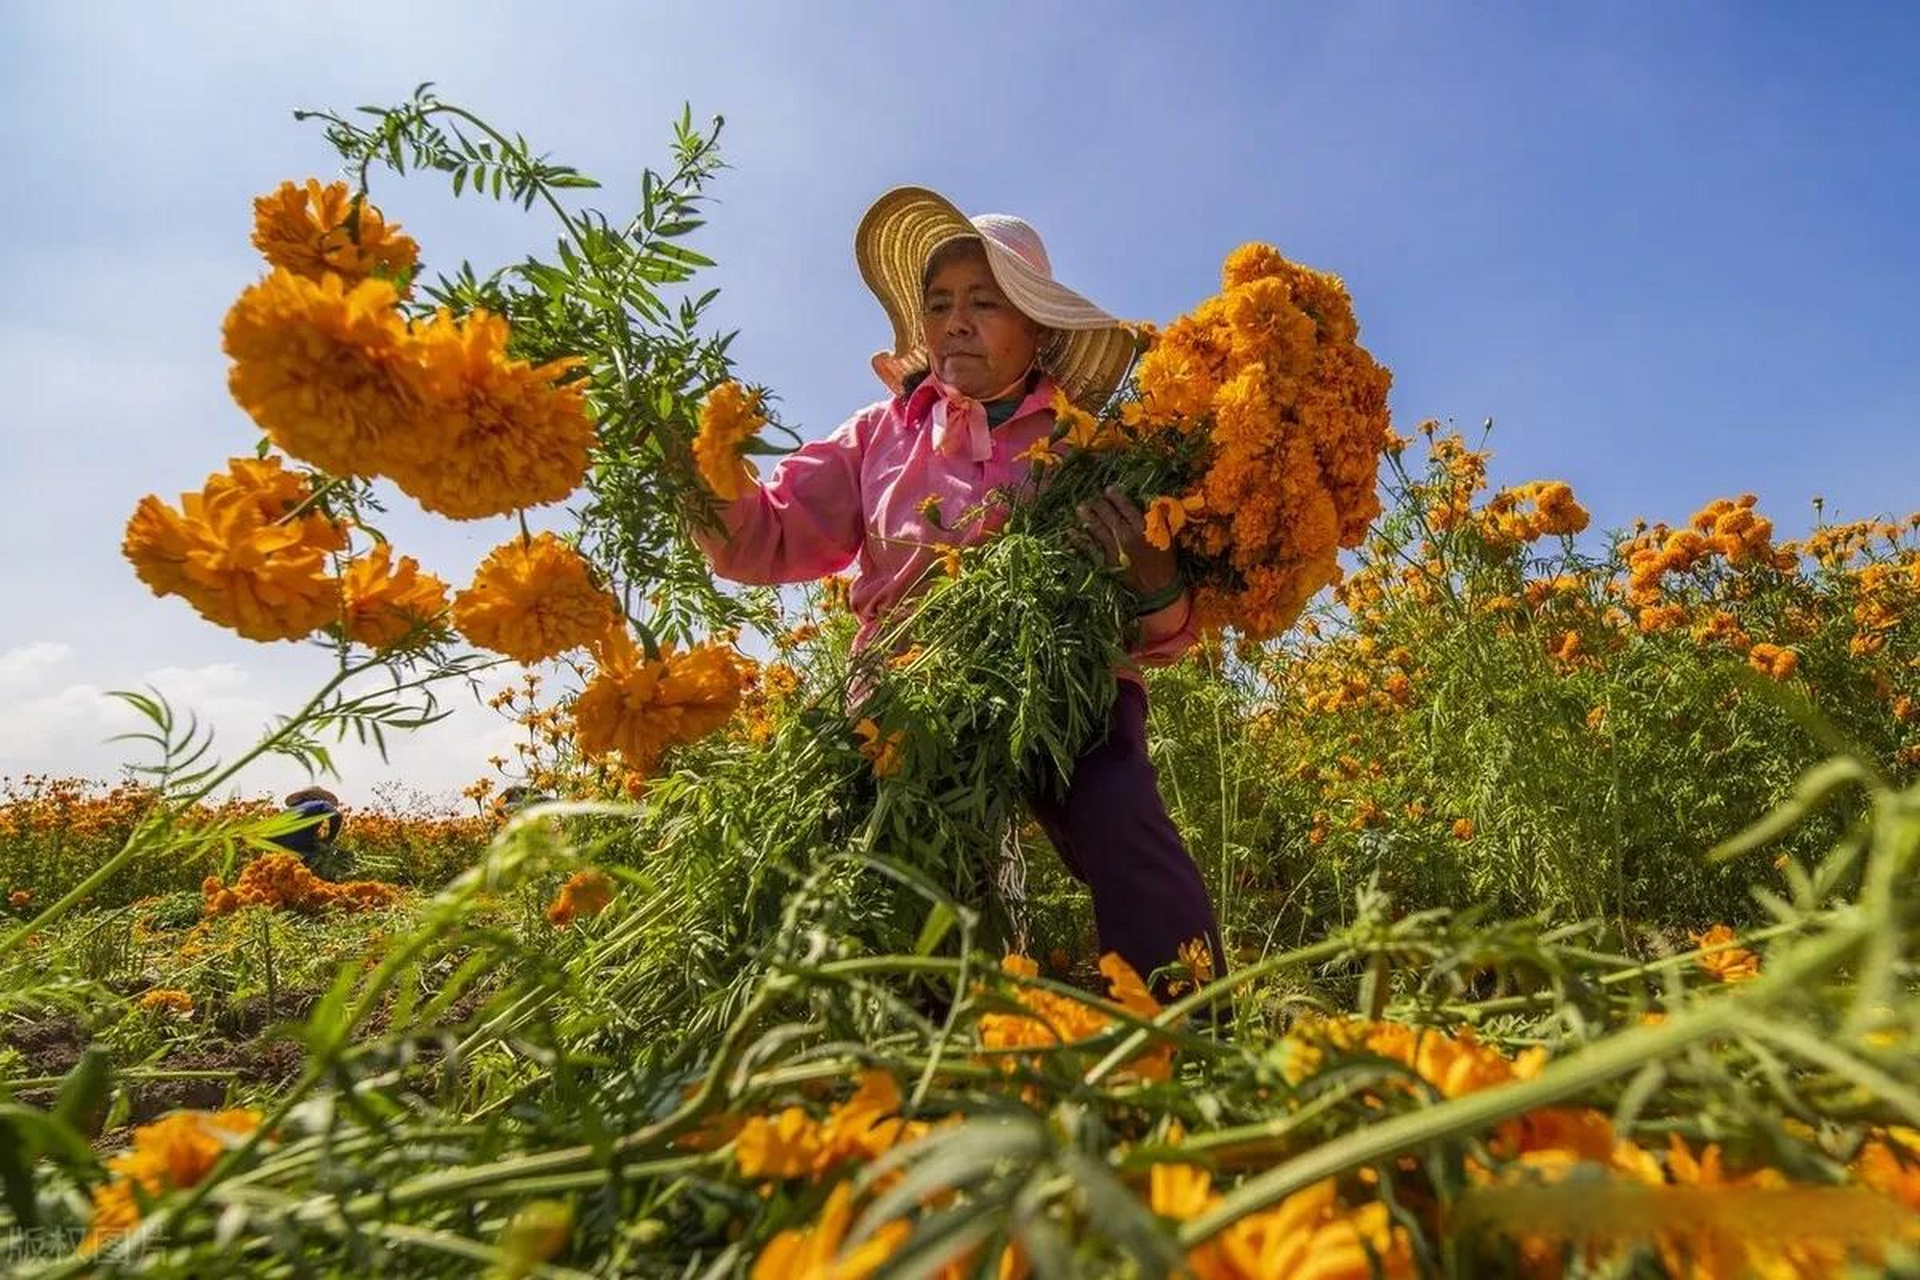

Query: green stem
[[1177, 920, 1864, 1249]]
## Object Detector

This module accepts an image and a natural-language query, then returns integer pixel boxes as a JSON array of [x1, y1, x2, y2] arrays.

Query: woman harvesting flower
[[694, 187, 1225, 990]]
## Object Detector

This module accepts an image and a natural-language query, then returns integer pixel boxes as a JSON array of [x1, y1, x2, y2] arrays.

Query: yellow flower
[[1690, 924, 1761, 983], [452, 533, 621, 663], [571, 629, 745, 773], [695, 380, 766, 501], [382, 309, 595, 519], [1144, 493, 1205, 551], [1198, 1179, 1415, 1280], [1178, 936, 1216, 987], [223, 268, 423, 477], [122, 456, 344, 643], [340, 543, 448, 650], [1050, 388, 1116, 450], [249, 178, 418, 285], [1014, 436, 1059, 468], [82, 1109, 263, 1252], [853, 718, 906, 778], [735, 1106, 827, 1180], [750, 1181, 909, 1280]]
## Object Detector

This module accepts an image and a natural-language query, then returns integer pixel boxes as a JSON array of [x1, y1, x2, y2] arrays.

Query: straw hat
[[855, 186, 1142, 410]]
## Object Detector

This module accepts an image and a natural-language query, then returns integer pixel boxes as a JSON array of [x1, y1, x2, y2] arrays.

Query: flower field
[[2, 91, 1918, 1278]]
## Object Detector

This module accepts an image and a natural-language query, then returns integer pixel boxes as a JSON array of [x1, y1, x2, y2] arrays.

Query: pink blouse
[[695, 374, 1197, 682]]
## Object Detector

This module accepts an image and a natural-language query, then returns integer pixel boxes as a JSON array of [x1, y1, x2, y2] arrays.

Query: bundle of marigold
[[201, 851, 399, 916], [1088, 242, 1394, 639]]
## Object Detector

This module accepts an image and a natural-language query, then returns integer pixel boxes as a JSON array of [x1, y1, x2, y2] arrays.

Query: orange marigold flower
[[853, 718, 906, 778], [1452, 817, 1476, 841], [7, 888, 29, 909], [250, 178, 418, 285], [81, 1109, 263, 1253], [382, 309, 594, 519], [223, 268, 423, 477], [1747, 642, 1799, 681], [545, 869, 615, 927], [137, 988, 194, 1015], [1530, 481, 1591, 537], [122, 455, 344, 643], [1637, 602, 1689, 633], [1201, 1178, 1415, 1279], [453, 533, 621, 663], [340, 543, 448, 650], [749, 1181, 910, 1280], [1221, 242, 1290, 290], [571, 629, 745, 773], [1690, 924, 1761, 983], [694, 380, 766, 501]]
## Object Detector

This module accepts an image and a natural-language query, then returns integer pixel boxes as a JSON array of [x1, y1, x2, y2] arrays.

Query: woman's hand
[[1071, 485, 1180, 598]]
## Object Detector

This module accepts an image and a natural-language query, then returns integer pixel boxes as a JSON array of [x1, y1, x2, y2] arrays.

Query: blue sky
[[2, 3, 1914, 801]]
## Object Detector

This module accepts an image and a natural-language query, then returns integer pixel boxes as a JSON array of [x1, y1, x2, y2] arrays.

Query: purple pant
[[1028, 681, 1226, 994]]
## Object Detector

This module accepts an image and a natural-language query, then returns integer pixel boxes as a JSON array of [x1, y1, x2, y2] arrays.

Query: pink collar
[[904, 371, 1058, 463]]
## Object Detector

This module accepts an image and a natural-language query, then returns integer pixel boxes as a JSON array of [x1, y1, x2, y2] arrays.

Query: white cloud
[[0, 641, 74, 692], [0, 642, 530, 808]]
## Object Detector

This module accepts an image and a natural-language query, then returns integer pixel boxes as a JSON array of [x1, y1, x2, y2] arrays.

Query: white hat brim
[[855, 186, 1140, 410]]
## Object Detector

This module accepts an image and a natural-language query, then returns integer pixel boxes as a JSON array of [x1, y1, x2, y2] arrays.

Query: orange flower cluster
[[1623, 496, 1790, 604], [1689, 923, 1761, 983], [137, 987, 194, 1015], [201, 852, 399, 916], [1283, 1018, 1547, 1098], [1747, 641, 1799, 681], [732, 659, 802, 746], [83, 1108, 262, 1252], [452, 533, 621, 664], [226, 180, 592, 515], [1477, 480, 1591, 550], [733, 1070, 931, 1182], [250, 178, 418, 286], [571, 628, 745, 774], [695, 379, 767, 501], [1846, 560, 1916, 657], [545, 869, 615, 927], [1129, 243, 1392, 639], [123, 455, 345, 642], [977, 953, 1171, 1083]]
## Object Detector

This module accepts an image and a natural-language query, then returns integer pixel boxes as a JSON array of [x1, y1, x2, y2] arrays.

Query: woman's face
[[922, 243, 1040, 398]]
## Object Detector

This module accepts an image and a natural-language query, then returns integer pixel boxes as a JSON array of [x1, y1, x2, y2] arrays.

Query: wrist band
[[1130, 577, 1186, 617]]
